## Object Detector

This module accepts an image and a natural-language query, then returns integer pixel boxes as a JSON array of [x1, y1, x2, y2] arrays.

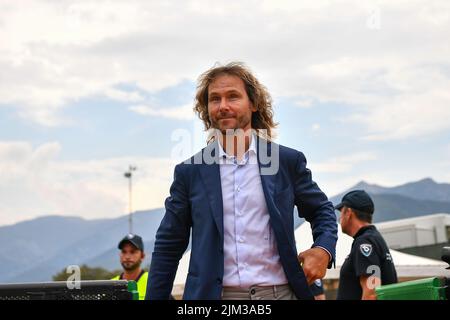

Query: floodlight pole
[[124, 165, 137, 234]]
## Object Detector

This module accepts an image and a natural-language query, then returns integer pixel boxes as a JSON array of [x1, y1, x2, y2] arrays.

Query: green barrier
[[375, 277, 447, 300], [127, 280, 139, 300]]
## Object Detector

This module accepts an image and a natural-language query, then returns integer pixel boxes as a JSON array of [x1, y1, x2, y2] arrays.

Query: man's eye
[[209, 96, 220, 102]]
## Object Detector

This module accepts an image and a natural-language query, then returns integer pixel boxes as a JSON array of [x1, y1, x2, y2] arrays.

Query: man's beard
[[121, 261, 141, 272], [211, 116, 251, 134]]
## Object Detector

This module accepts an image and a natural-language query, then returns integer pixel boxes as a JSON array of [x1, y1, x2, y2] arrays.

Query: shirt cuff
[[313, 245, 334, 268]]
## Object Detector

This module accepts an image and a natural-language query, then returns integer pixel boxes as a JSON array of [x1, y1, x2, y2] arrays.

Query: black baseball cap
[[118, 234, 144, 251], [334, 190, 375, 214]]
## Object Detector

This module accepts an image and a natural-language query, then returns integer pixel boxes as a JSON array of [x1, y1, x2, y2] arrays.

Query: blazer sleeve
[[293, 152, 338, 268], [146, 164, 192, 299]]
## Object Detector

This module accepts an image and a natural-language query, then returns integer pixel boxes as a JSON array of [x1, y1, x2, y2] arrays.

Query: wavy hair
[[194, 62, 277, 140]]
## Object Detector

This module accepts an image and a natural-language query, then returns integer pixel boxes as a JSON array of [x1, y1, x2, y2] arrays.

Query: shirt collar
[[353, 224, 376, 239], [218, 132, 257, 162]]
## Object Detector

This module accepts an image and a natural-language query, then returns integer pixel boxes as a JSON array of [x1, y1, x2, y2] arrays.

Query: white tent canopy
[[174, 249, 191, 286]]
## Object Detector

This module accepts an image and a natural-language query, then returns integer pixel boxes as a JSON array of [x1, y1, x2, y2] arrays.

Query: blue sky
[[1, 0, 449, 226]]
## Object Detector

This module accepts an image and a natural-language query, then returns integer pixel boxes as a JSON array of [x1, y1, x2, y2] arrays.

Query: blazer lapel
[[257, 137, 290, 244], [257, 136, 276, 205], [198, 141, 224, 241]]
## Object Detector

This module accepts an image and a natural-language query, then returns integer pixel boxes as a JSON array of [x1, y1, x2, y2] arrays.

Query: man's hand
[[360, 275, 380, 300], [298, 247, 330, 285]]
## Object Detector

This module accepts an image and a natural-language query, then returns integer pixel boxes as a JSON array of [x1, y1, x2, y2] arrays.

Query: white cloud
[[0, 141, 175, 226], [435, 145, 450, 182], [310, 152, 377, 174], [343, 66, 450, 140], [129, 104, 194, 121], [294, 97, 315, 108], [0, 0, 448, 139], [103, 88, 145, 103], [2, 0, 450, 228]]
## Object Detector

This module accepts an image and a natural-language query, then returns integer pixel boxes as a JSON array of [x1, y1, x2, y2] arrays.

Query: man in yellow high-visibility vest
[[111, 234, 148, 300]]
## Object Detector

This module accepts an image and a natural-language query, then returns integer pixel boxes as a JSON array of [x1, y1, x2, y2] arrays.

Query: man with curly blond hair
[[147, 62, 337, 300]]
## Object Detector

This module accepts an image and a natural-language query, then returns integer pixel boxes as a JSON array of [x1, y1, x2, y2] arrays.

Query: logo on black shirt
[[360, 243, 373, 257]]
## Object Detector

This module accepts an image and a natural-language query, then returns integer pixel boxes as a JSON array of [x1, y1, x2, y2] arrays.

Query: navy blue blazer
[[146, 138, 337, 300]]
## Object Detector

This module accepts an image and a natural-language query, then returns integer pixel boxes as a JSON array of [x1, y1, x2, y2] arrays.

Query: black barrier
[[0, 280, 138, 300]]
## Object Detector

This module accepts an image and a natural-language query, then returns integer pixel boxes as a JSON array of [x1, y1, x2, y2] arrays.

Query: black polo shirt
[[337, 225, 398, 300]]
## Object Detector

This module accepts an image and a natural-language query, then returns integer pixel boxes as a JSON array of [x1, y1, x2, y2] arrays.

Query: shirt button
[[236, 187, 240, 192], [239, 237, 244, 243], [217, 278, 222, 284]]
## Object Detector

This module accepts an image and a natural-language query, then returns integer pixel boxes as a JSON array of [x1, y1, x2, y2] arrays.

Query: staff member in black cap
[[112, 234, 148, 300], [335, 190, 397, 300]]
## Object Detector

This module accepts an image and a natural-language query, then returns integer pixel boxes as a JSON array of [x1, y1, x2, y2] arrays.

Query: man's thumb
[[298, 252, 305, 263]]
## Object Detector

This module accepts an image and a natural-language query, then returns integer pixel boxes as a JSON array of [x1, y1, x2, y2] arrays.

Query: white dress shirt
[[219, 134, 288, 288]]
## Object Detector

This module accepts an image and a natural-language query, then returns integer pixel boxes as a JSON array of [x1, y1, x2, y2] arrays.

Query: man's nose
[[218, 97, 229, 112]]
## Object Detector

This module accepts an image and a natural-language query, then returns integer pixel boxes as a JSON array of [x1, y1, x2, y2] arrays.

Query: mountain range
[[1, 177, 449, 283], [0, 209, 164, 283], [329, 178, 450, 222]]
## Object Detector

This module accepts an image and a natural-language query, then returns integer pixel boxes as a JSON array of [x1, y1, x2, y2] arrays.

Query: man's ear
[[141, 251, 146, 260], [347, 208, 355, 220]]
